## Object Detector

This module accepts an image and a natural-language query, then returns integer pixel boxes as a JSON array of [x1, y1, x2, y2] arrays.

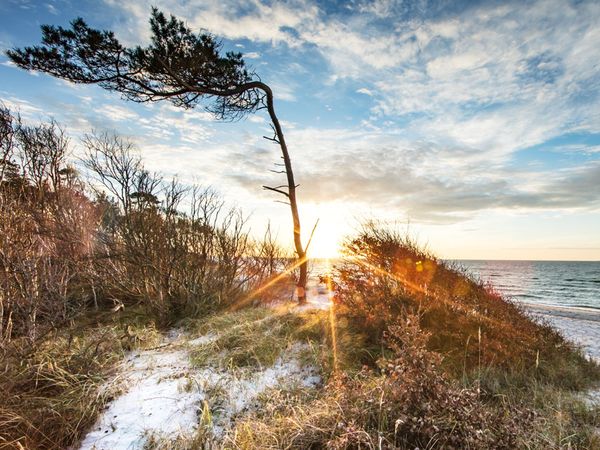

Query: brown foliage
[[82, 132, 290, 320], [0, 106, 99, 344], [0, 110, 290, 348], [229, 316, 531, 449], [332, 223, 595, 380]]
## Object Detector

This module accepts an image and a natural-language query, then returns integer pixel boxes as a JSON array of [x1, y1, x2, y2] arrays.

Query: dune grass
[[225, 224, 600, 449], [334, 224, 599, 384], [0, 309, 162, 450], [3, 224, 599, 449], [183, 304, 358, 378]]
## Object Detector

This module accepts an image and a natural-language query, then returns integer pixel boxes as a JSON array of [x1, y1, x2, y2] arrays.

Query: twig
[[304, 218, 320, 253]]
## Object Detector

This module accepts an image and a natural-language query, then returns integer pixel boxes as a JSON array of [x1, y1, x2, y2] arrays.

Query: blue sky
[[1, 0, 599, 260]]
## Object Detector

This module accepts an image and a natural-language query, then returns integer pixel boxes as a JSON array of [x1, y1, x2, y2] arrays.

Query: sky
[[1, 0, 599, 260]]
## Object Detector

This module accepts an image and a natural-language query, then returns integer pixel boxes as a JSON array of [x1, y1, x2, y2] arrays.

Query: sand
[[524, 303, 600, 362]]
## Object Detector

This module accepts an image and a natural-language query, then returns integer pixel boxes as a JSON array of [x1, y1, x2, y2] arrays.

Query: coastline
[[523, 302, 600, 362]]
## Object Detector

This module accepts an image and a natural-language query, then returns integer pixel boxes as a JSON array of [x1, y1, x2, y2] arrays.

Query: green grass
[[184, 306, 342, 375]]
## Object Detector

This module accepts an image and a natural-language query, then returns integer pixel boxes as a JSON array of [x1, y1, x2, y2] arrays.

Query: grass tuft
[[0, 311, 162, 450]]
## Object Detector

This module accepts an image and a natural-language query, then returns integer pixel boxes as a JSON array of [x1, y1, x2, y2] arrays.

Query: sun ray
[[325, 258, 339, 372], [346, 254, 430, 297], [231, 255, 308, 310]]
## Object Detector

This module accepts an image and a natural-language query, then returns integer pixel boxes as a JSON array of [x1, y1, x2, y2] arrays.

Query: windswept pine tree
[[8, 8, 310, 302]]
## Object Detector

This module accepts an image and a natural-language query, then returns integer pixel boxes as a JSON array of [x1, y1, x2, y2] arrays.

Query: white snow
[[582, 388, 600, 408], [530, 307, 600, 413], [78, 346, 200, 450], [188, 333, 218, 346], [78, 332, 320, 449], [200, 342, 321, 436]]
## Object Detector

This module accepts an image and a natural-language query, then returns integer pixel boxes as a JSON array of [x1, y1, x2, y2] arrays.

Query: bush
[[0, 107, 292, 347], [0, 105, 101, 344], [332, 222, 598, 384], [82, 131, 291, 321], [229, 316, 531, 449]]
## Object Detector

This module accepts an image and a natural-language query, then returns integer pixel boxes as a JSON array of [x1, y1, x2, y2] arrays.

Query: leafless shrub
[[82, 131, 288, 321], [1, 113, 288, 347], [0, 107, 99, 345]]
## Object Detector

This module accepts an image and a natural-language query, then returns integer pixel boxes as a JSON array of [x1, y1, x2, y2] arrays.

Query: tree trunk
[[260, 83, 308, 303]]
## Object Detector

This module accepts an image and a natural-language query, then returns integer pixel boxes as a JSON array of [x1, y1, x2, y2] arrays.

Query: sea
[[311, 259, 600, 311], [455, 260, 600, 310]]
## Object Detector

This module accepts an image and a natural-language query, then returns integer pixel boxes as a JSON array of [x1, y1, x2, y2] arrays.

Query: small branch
[[262, 135, 280, 143], [262, 185, 289, 197], [304, 218, 320, 253]]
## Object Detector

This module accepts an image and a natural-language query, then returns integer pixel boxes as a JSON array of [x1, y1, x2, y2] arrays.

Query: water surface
[[456, 260, 600, 310]]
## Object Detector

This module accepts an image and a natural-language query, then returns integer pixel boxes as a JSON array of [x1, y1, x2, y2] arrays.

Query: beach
[[525, 303, 600, 362]]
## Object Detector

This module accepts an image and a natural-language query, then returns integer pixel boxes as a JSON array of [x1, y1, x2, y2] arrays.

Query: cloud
[[46, 2, 58, 15], [103, 0, 319, 46], [244, 51, 261, 59], [267, 80, 297, 101], [551, 144, 600, 155], [9, 0, 598, 228], [223, 124, 600, 224], [0, 95, 45, 119]]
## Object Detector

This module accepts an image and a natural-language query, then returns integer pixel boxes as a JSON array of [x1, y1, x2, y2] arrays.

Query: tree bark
[[258, 83, 307, 303]]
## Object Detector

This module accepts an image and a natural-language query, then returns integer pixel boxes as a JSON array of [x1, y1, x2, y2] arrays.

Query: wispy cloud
[[3, 0, 599, 253]]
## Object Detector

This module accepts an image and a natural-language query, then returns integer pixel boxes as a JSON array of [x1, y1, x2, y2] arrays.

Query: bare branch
[[304, 219, 320, 253], [262, 135, 280, 143], [262, 185, 289, 197]]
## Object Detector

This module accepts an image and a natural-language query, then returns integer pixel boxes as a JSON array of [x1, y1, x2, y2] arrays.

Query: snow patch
[[296, 279, 332, 311], [526, 304, 600, 362], [188, 332, 218, 346], [205, 342, 321, 435], [583, 389, 600, 408], [78, 334, 320, 449], [78, 346, 199, 450]]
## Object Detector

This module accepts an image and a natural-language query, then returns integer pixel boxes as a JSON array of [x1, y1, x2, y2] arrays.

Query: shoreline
[[522, 302, 600, 322], [522, 302, 600, 362]]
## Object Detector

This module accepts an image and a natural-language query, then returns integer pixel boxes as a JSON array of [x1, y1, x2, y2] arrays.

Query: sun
[[302, 203, 347, 259], [307, 224, 341, 258]]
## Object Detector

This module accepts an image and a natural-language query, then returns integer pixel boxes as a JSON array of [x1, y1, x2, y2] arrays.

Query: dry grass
[[225, 315, 600, 449], [184, 305, 349, 377], [223, 223, 600, 449], [133, 305, 352, 449], [333, 223, 599, 388], [3, 220, 599, 449], [226, 316, 528, 449], [0, 309, 161, 450]]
